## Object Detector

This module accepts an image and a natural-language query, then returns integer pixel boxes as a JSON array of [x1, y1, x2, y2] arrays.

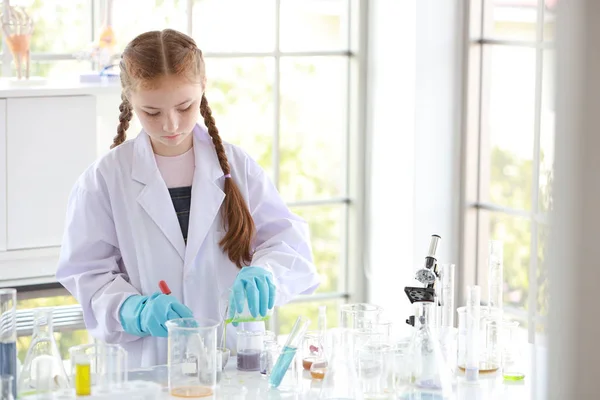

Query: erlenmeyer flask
[[318, 328, 364, 400], [402, 302, 453, 400], [18, 308, 69, 396]]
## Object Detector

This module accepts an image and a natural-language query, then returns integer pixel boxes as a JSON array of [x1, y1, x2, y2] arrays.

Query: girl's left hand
[[228, 266, 276, 321]]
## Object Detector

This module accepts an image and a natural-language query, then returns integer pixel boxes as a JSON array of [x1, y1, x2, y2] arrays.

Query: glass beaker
[[357, 340, 395, 398], [260, 338, 280, 377], [501, 320, 525, 381], [166, 318, 219, 398], [220, 288, 273, 326], [69, 342, 127, 394], [19, 308, 70, 397], [1, 375, 14, 400], [456, 305, 502, 374], [341, 303, 382, 330], [403, 302, 453, 399], [392, 338, 412, 396], [318, 328, 364, 400], [0, 289, 17, 400], [236, 330, 263, 371]]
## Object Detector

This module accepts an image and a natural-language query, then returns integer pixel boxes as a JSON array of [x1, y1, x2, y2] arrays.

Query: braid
[[111, 93, 133, 149], [200, 95, 230, 174], [200, 94, 256, 268]]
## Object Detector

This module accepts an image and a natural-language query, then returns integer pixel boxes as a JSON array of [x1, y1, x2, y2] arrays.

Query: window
[[188, 0, 361, 335], [3, 0, 365, 338], [1, 0, 96, 78], [463, 0, 554, 344], [16, 290, 92, 367]]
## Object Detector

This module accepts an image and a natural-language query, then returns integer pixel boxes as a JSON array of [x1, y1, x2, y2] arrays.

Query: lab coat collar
[[132, 124, 226, 265]]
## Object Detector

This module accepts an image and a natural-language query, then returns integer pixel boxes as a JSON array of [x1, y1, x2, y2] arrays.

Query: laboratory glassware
[[340, 303, 382, 330], [166, 318, 219, 398], [404, 302, 453, 399], [19, 308, 70, 397], [301, 331, 323, 371], [318, 328, 364, 400], [215, 347, 230, 383], [502, 320, 525, 381], [438, 263, 456, 328], [236, 330, 264, 371], [356, 339, 395, 398], [68, 342, 128, 394], [488, 240, 504, 311], [457, 305, 503, 374], [0, 375, 14, 400], [220, 287, 273, 326], [0, 289, 17, 400], [465, 285, 481, 382], [268, 316, 310, 389], [392, 338, 412, 396], [260, 338, 280, 377]]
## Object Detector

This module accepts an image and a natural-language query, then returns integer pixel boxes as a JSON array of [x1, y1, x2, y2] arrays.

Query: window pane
[[543, 2, 556, 42], [279, 56, 347, 202], [28, 0, 92, 53], [279, 0, 349, 51], [290, 204, 344, 294], [17, 295, 92, 363], [483, 1, 537, 41], [539, 50, 555, 213], [112, 0, 188, 52], [27, 60, 91, 79], [483, 46, 535, 210], [192, 0, 275, 52], [537, 224, 549, 318], [277, 299, 343, 336], [204, 57, 275, 178], [480, 211, 531, 312]]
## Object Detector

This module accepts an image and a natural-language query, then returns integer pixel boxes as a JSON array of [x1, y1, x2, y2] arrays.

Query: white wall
[[548, 0, 600, 398], [366, 0, 463, 334]]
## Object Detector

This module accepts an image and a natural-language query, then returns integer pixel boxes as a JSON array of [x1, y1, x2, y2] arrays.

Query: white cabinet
[[6, 96, 97, 249]]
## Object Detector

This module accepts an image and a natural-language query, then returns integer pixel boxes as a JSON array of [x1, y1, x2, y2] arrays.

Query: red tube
[[158, 280, 171, 295]]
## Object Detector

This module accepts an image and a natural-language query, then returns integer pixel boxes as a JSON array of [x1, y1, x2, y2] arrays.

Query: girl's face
[[129, 74, 203, 156]]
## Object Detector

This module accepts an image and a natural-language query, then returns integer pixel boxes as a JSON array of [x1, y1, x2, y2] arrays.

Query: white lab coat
[[56, 124, 320, 368]]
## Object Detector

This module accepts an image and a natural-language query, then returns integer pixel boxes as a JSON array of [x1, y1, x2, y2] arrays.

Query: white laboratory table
[[128, 345, 547, 400]]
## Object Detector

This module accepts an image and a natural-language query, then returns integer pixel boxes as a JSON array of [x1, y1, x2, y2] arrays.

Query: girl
[[56, 29, 320, 368]]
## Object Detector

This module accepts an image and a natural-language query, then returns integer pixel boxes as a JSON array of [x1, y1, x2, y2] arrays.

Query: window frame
[[0, 0, 369, 337], [460, 0, 552, 345]]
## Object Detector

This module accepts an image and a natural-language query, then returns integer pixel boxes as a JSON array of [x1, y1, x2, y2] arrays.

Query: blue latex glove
[[228, 266, 276, 325], [119, 292, 194, 337]]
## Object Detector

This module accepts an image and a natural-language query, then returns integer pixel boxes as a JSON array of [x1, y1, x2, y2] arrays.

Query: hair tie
[[224, 174, 232, 179]]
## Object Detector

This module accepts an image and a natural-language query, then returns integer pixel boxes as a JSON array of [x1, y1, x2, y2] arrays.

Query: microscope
[[404, 234, 441, 327]]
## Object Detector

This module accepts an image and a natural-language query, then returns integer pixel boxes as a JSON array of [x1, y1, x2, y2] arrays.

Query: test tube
[[488, 241, 504, 310], [466, 285, 481, 382], [0, 289, 17, 400], [439, 264, 456, 328], [268, 316, 310, 388]]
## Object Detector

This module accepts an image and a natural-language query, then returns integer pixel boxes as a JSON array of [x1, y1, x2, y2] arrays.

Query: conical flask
[[18, 308, 70, 396], [402, 302, 453, 400], [318, 327, 364, 400]]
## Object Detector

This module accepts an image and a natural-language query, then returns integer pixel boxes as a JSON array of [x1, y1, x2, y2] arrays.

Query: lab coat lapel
[[132, 132, 186, 261], [184, 125, 226, 270]]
